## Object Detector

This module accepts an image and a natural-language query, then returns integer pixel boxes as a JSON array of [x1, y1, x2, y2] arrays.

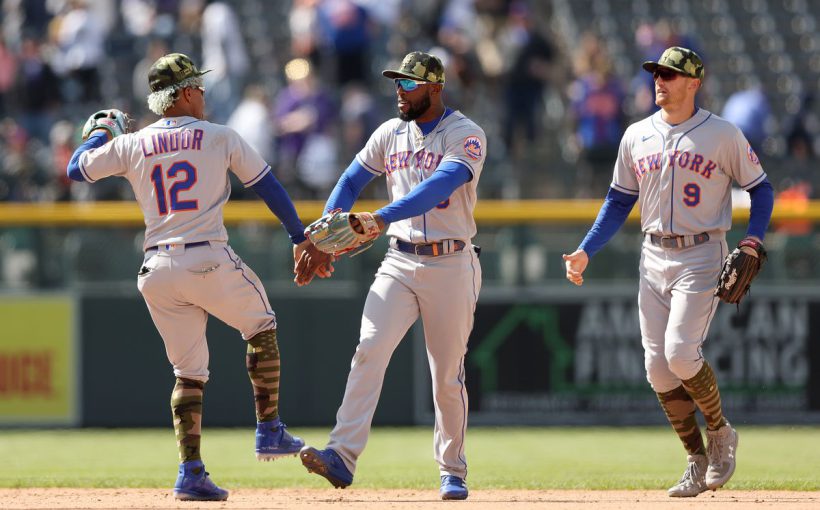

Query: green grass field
[[1, 427, 818, 490]]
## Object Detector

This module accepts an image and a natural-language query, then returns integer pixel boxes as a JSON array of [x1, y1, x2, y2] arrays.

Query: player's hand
[[563, 249, 589, 286], [293, 239, 334, 286]]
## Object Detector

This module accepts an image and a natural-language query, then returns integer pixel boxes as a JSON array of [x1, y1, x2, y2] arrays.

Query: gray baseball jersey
[[611, 108, 766, 392], [612, 108, 766, 235], [77, 116, 278, 381], [326, 110, 485, 480], [78, 116, 270, 250], [355, 111, 486, 242]]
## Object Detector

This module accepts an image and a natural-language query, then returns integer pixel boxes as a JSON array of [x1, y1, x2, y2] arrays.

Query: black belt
[[393, 239, 466, 256], [647, 233, 710, 249], [146, 241, 211, 253]]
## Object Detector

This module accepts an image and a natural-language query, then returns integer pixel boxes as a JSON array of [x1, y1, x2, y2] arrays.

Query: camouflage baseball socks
[[656, 385, 705, 455], [246, 329, 281, 422], [171, 377, 205, 462], [682, 361, 728, 431]]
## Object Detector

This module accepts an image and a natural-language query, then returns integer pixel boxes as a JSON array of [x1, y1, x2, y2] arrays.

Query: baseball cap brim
[[642, 61, 694, 78], [382, 69, 427, 81]]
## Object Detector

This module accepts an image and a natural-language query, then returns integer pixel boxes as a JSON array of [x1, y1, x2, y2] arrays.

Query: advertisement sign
[[414, 286, 817, 425], [0, 296, 77, 425]]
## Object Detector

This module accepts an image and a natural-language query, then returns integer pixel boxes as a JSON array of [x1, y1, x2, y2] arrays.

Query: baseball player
[[65, 53, 331, 501], [563, 47, 774, 497], [297, 51, 485, 501]]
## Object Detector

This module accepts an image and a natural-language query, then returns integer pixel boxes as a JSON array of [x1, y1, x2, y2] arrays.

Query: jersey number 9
[[151, 161, 199, 215], [683, 183, 701, 207]]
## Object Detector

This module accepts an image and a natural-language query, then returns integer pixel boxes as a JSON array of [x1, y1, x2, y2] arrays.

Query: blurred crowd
[[0, 0, 818, 204]]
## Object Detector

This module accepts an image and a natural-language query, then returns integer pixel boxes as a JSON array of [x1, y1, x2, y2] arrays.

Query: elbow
[[66, 156, 85, 182]]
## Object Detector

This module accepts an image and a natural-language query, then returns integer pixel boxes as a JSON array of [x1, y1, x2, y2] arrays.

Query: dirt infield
[[2, 488, 818, 509]]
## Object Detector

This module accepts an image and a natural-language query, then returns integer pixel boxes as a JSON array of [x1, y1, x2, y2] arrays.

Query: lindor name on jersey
[[141, 128, 205, 158]]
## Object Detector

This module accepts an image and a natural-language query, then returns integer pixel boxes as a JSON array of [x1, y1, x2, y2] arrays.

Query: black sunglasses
[[653, 68, 685, 81]]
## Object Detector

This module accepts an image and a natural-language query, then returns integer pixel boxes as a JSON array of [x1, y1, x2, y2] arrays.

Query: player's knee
[[644, 356, 679, 393], [665, 348, 703, 381], [174, 370, 209, 384]]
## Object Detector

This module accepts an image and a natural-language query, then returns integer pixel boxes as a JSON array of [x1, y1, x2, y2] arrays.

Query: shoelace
[[707, 434, 723, 464], [679, 461, 703, 486]]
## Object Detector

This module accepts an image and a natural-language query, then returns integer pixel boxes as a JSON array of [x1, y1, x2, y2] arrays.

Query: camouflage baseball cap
[[148, 53, 211, 92], [382, 51, 445, 84], [642, 46, 704, 80]]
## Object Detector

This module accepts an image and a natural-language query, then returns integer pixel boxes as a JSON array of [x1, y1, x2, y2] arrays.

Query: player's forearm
[[578, 187, 638, 258], [66, 131, 108, 182], [251, 171, 307, 244], [375, 162, 470, 224], [746, 179, 773, 241], [325, 160, 375, 213]]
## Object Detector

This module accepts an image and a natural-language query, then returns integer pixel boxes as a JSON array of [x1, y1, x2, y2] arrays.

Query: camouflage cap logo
[[148, 53, 211, 92], [382, 51, 445, 84], [642, 46, 704, 80]]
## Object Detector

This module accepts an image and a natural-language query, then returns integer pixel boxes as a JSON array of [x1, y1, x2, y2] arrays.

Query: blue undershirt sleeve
[[578, 188, 639, 258], [66, 131, 108, 181], [375, 161, 471, 224], [251, 171, 307, 244], [746, 178, 774, 240], [325, 160, 377, 213]]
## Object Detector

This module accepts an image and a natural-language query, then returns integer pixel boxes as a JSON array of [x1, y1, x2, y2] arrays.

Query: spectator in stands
[[721, 78, 771, 156], [0, 40, 17, 118], [289, 0, 322, 65], [498, 1, 554, 160], [10, 36, 61, 144], [317, 0, 373, 86], [48, 120, 77, 202], [0, 119, 49, 202], [273, 58, 337, 198], [568, 32, 625, 197], [200, 1, 250, 124], [228, 84, 275, 163], [50, 0, 110, 104], [779, 93, 818, 197]]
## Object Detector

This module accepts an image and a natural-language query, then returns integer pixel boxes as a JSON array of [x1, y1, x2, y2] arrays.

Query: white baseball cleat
[[668, 454, 708, 497], [705, 422, 738, 490]]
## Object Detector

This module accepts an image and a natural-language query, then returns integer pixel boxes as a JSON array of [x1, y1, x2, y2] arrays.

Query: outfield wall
[[1, 286, 818, 427]]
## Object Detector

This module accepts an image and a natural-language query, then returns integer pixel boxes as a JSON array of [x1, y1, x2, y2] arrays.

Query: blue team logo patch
[[163, 119, 178, 127], [747, 144, 760, 165], [464, 136, 482, 160]]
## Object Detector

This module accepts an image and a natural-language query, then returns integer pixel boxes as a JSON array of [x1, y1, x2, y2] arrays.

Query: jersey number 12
[[151, 161, 198, 215]]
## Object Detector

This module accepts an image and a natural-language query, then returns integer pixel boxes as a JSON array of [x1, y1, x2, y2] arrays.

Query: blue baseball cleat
[[256, 418, 305, 461], [173, 460, 229, 501], [299, 446, 354, 488], [440, 475, 468, 500]]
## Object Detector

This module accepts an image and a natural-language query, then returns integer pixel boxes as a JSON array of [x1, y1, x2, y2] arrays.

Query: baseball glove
[[714, 237, 767, 305], [81, 109, 131, 141], [305, 209, 382, 257]]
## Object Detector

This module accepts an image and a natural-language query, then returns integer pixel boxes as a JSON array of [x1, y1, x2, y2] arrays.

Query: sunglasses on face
[[395, 79, 427, 92], [653, 68, 685, 81]]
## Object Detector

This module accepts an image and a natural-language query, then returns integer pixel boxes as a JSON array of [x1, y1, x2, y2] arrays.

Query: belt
[[392, 238, 466, 256], [647, 233, 710, 249], [146, 240, 211, 253]]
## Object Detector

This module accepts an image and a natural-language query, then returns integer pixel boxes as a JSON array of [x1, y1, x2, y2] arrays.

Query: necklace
[[413, 109, 447, 145]]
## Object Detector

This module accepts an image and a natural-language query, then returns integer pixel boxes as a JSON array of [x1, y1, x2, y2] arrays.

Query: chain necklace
[[413, 108, 447, 146]]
